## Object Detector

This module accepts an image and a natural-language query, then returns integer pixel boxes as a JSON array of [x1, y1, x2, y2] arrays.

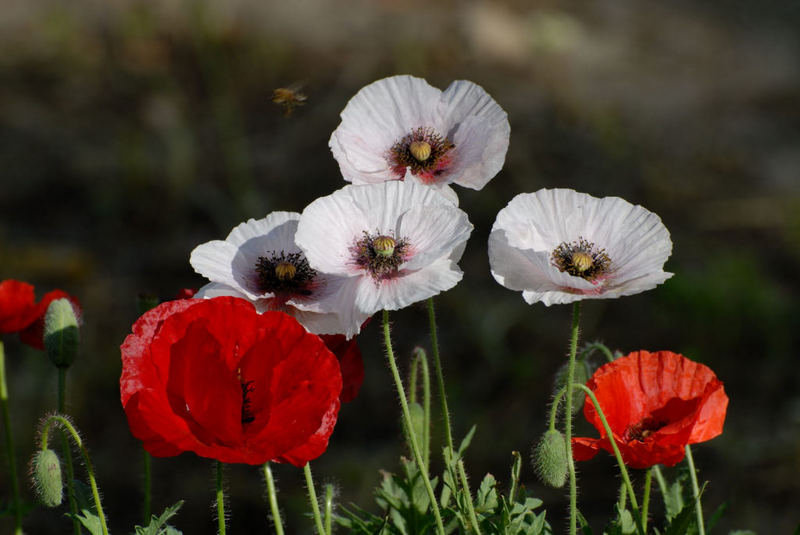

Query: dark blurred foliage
[[1, 0, 799, 533]]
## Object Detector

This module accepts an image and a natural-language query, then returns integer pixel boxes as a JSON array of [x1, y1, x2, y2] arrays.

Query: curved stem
[[303, 463, 326, 535], [216, 461, 226, 535], [580, 341, 615, 364], [573, 384, 645, 535], [457, 460, 482, 534], [383, 310, 446, 535], [262, 462, 285, 535], [685, 445, 705, 535], [58, 368, 82, 535], [40, 415, 109, 535], [409, 348, 431, 471], [564, 302, 581, 535], [550, 386, 567, 431], [0, 343, 23, 535]]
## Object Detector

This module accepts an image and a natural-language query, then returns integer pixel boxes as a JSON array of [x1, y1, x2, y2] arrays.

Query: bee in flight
[[272, 83, 307, 117]]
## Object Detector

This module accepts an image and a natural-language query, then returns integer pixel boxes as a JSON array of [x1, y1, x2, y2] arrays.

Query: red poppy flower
[[571, 350, 728, 469], [0, 279, 80, 350], [120, 296, 342, 466]]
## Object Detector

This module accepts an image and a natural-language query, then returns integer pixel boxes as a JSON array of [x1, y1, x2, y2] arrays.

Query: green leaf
[[663, 501, 697, 535], [70, 510, 104, 535], [662, 472, 687, 520], [134, 500, 184, 534], [577, 510, 594, 535], [706, 502, 728, 533], [476, 473, 499, 511], [457, 426, 477, 458]]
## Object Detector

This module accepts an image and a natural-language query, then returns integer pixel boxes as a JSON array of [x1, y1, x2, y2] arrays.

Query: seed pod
[[532, 429, 568, 488], [32, 448, 63, 507]]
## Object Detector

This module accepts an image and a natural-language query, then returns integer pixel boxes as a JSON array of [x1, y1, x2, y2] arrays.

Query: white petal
[[226, 212, 300, 248], [190, 240, 244, 292], [399, 205, 472, 271], [439, 80, 510, 190], [354, 257, 463, 314]]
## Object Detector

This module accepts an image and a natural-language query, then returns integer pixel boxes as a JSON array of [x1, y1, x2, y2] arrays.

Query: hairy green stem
[[216, 461, 226, 535], [457, 459, 482, 534], [0, 343, 23, 535], [41, 415, 109, 535], [564, 302, 581, 535], [580, 341, 615, 364], [58, 368, 82, 535], [324, 484, 334, 535], [642, 468, 653, 533], [262, 462, 285, 535], [383, 310, 446, 535], [652, 464, 669, 505], [573, 384, 645, 535], [303, 463, 326, 535], [685, 445, 706, 535]]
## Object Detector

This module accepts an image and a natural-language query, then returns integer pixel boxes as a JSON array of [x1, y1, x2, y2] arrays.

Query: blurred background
[[1, 0, 799, 533]]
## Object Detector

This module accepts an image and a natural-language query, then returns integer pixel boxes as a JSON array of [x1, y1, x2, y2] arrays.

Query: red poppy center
[[623, 417, 667, 442]]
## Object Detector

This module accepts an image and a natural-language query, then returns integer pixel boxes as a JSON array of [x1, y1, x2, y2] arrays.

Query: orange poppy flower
[[572, 350, 728, 468]]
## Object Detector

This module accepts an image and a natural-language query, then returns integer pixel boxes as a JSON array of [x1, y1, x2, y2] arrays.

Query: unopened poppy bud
[[43, 298, 80, 369], [532, 429, 568, 488], [32, 448, 63, 507]]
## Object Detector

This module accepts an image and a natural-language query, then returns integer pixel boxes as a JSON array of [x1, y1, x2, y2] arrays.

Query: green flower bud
[[44, 298, 80, 369], [32, 448, 63, 507], [532, 429, 568, 488]]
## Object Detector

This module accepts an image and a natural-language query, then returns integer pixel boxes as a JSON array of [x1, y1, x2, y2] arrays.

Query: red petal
[[0, 280, 38, 333]]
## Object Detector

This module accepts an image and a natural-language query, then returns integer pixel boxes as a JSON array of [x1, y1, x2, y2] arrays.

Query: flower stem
[[685, 445, 706, 535], [457, 459, 482, 534], [216, 461, 226, 535], [58, 368, 82, 535], [303, 463, 326, 535], [0, 342, 23, 535], [642, 468, 652, 533], [324, 484, 334, 535], [580, 341, 615, 364], [382, 310, 446, 535], [262, 462, 285, 535], [573, 384, 645, 535], [40, 415, 109, 535], [564, 302, 581, 535]]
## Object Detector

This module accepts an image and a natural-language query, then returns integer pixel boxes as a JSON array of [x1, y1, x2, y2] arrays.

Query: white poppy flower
[[488, 189, 673, 305], [189, 212, 353, 335], [329, 75, 510, 201], [295, 181, 473, 337]]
